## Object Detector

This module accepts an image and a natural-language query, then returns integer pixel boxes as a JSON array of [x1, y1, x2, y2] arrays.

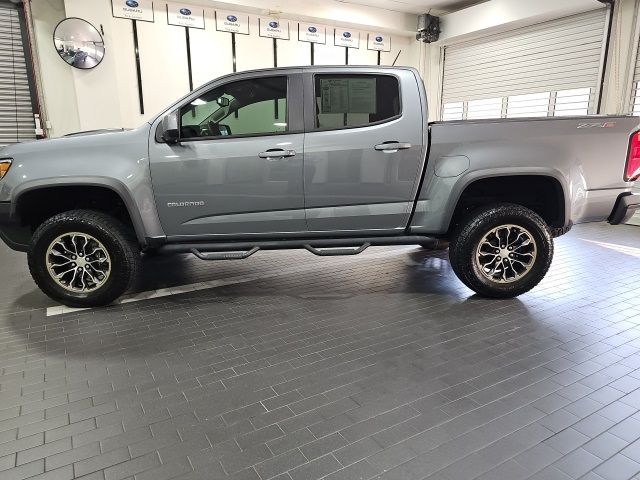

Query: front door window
[[180, 76, 288, 140]]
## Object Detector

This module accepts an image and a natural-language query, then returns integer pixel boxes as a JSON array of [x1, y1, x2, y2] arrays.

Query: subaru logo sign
[[269, 21, 279, 28], [125, 0, 138, 7], [179, 8, 191, 15], [308, 26, 317, 33], [227, 15, 237, 22], [343, 32, 351, 38], [375, 36, 383, 42]]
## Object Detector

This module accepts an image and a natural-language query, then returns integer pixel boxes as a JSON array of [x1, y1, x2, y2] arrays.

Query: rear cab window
[[313, 74, 401, 130]]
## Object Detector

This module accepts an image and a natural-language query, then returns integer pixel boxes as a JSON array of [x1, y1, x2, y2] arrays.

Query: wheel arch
[[11, 177, 148, 246], [445, 169, 569, 236]]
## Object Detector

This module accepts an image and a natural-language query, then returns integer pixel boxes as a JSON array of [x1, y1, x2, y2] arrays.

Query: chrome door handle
[[374, 142, 412, 152], [258, 149, 296, 159]]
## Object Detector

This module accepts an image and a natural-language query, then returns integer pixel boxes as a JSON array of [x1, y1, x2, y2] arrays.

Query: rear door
[[302, 68, 426, 233]]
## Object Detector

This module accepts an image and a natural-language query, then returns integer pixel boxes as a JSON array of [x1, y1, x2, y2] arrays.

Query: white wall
[[63, 0, 124, 131], [29, 0, 80, 137], [195, 0, 418, 35], [29, 0, 421, 136], [189, 11, 233, 89]]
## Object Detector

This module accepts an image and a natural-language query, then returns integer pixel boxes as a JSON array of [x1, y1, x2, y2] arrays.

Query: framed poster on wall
[[334, 29, 360, 49], [215, 10, 249, 35], [112, 0, 154, 22], [259, 18, 290, 40], [298, 22, 326, 44], [367, 33, 391, 52], [166, 3, 205, 29]]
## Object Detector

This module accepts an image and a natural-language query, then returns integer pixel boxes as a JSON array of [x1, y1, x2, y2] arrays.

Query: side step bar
[[157, 236, 445, 260], [190, 246, 260, 261], [304, 243, 370, 256]]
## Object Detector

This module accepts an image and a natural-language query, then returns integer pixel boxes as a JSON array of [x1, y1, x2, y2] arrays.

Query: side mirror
[[161, 111, 180, 144]]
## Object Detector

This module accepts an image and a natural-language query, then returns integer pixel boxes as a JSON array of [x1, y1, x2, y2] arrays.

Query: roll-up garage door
[[441, 8, 608, 121], [0, 1, 37, 146], [632, 41, 640, 115]]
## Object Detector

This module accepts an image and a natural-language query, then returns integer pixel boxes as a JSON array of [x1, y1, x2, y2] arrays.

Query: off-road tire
[[550, 222, 572, 238], [449, 203, 553, 298], [28, 210, 141, 307]]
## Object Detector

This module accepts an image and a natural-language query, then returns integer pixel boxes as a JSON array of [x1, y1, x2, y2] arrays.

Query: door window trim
[[177, 75, 296, 143], [309, 72, 403, 133]]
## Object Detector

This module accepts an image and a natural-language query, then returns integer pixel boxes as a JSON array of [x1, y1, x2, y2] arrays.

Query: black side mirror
[[161, 111, 180, 144]]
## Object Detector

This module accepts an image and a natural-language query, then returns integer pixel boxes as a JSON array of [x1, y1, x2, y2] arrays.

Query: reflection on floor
[[0, 223, 639, 480]]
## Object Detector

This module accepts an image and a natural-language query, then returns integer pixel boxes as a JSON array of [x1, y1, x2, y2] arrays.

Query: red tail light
[[627, 131, 640, 182]]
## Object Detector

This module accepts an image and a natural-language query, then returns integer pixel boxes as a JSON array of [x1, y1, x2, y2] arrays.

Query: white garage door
[[0, 2, 36, 146], [441, 8, 609, 121], [632, 39, 640, 115]]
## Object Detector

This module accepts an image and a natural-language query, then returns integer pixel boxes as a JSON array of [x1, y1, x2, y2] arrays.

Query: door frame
[[149, 69, 308, 242], [300, 67, 428, 234], [148, 68, 305, 136]]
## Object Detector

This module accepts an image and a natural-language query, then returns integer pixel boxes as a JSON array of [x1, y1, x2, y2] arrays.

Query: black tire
[[28, 210, 141, 308], [550, 222, 573, 238], [449, 204, 553, 298]]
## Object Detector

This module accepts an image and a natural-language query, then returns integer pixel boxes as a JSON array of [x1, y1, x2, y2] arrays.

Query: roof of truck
[[227, 65, 418, 74]]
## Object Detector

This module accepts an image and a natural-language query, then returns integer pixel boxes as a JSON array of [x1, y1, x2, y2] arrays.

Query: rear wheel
[[28, 210, 140, 307], [449, 204, 553, 298]]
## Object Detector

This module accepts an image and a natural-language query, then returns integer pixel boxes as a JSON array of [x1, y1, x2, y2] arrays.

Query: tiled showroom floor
[[1, 223, 640, 480]]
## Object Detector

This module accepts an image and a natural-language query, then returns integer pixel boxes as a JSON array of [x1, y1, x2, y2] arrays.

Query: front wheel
[[28, 210, 141, 308], [449, 204, 553, 298]]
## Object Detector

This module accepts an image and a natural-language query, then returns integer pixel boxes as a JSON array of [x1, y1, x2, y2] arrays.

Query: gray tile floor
[[1, 223, 640, 480]]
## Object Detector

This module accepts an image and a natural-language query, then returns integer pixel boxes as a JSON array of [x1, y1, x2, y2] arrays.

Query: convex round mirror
[[53, 18, 105, 69]]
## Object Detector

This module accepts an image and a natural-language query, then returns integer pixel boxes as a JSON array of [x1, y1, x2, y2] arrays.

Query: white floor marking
[[582, 239, 640, 258], [46, 246, 417, 316]]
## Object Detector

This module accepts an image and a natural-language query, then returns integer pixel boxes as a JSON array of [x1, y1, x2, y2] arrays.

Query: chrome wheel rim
[[45, 232, 111, 293], [475, 224, 537, 284]]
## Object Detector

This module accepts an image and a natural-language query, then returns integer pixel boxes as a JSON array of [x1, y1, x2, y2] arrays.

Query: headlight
[[0, 159, 11, 180]]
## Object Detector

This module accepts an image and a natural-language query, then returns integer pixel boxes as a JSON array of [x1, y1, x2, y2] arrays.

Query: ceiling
[[336, 0, 487, 14]]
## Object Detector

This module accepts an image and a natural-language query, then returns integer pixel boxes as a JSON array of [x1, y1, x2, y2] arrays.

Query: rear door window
[[313, 74, 401, 130]]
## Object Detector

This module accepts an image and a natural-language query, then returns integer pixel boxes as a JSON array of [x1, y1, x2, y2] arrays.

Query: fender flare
[[11, 176, 148, 246], [444, 167, 570, 232]]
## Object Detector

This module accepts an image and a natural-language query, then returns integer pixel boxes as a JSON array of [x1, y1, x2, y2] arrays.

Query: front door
[[302, 70, 425, 233], [150, 73, 306, 238]]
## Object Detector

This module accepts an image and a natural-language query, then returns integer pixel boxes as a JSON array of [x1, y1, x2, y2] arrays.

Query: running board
[[158, 235, 444, 259]]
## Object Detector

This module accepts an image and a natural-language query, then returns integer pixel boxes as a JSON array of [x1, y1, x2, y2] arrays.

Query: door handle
[[258, 149, 296, 160], [374, 142, 412, 153]]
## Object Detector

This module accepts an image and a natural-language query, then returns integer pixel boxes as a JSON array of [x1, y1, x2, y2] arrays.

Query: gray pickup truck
[[0, 66, 638, 307]]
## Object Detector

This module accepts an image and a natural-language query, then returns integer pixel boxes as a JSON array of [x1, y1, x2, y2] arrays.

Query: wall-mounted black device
[[416, 14, 441, 43]]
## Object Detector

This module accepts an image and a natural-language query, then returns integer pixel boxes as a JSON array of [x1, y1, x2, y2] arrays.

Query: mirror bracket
[[162, 133, 180, 145], [161, 110, 180, 145]]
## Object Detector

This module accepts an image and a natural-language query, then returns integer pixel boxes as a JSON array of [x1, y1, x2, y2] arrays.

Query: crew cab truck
[[0, 66, 638, 307]]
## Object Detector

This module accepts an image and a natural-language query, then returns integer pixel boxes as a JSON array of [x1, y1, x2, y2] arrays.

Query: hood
[[0, 125, 149, 157], [64, 128, 131, 137]]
